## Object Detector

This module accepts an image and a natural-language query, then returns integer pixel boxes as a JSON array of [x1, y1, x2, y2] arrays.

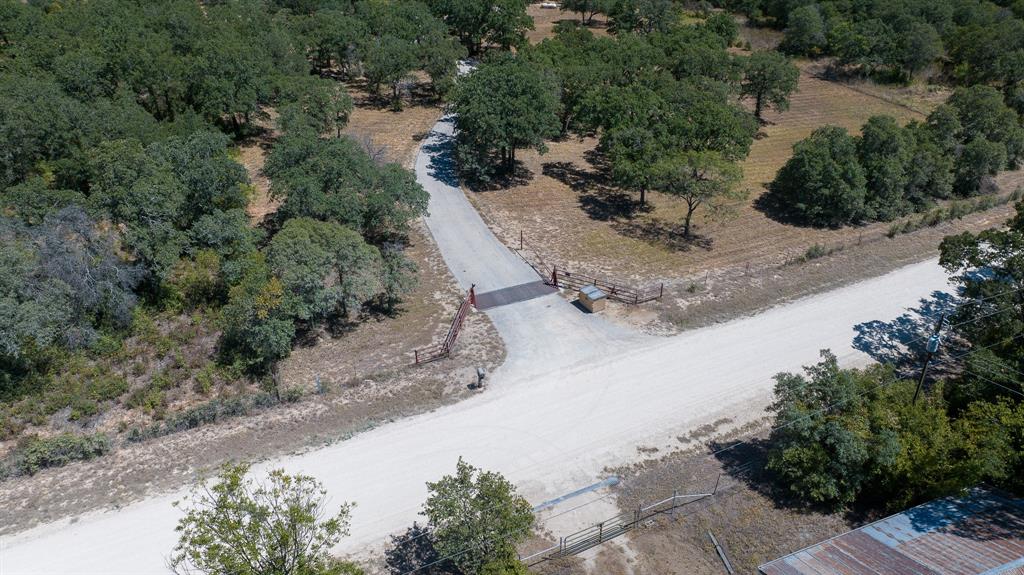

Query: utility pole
[[913, 314, 945, 404]]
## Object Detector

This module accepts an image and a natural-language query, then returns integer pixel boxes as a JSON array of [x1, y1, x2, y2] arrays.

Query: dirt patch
[[343, 78, 443, 170], [526, 4, 610, 44]]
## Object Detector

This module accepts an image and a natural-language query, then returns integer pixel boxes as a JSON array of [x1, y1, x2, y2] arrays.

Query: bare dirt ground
[[526, 4, 611, 44], [0, 80, 507, 535], [530, 424, 853, 575]]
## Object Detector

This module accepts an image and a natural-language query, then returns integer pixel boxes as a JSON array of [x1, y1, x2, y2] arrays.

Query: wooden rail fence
[[414, 286, 475, 364], [549, 266, 663, 304]]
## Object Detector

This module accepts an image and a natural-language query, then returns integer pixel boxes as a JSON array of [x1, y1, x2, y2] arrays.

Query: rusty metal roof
[[759, 488, 1024, 575]]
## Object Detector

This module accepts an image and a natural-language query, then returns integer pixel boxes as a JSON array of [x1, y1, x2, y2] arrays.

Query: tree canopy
[[740, 50, 800, 122], [422, 458, 535, 574], [768, 87, 1024, 226], [451, 55, 561, 181], [171, 463, 360, 575]]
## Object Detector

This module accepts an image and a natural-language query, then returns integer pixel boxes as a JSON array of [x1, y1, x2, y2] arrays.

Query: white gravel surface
[[0, 112, 956, 574]]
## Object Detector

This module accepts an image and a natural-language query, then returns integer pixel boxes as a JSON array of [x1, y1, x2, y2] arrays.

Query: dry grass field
[[468, 62, 947, 284], [468, 18, 1024, 331]]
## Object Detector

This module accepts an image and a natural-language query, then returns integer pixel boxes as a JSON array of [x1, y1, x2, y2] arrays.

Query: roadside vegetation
[[0, 0, 488, 475], [173, 458, 535, 575]]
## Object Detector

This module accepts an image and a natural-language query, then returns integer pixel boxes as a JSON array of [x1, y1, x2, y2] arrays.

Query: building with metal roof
[[759, 488, 1024, 575]]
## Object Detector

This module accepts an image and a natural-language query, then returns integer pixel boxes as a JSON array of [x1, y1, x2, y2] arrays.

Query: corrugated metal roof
[[759, 488, 1024, 575]]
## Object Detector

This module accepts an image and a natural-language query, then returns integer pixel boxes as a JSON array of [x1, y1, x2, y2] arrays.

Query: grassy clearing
[[469, 62, 946, 283]]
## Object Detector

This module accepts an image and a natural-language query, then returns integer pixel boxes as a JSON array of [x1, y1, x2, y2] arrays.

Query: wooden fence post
[[469, 284, 476, 307]]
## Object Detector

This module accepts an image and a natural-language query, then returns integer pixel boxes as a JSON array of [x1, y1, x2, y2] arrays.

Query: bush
[[126, 391, 288, 443], [11, 433, 111, 476]]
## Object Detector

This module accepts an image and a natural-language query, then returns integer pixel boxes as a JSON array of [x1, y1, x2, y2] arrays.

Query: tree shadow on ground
[[852, 290, 958, 368], [542, 161, 646, 221], [384, 523, 460, 575], [469, 160, 535, 192], [753, 189, 837, 228], [611, 218, 714, 252], [344, 78, 440, 112]]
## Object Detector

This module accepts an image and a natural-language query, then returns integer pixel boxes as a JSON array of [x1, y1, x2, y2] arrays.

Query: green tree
[[740, 50, 800, 122], [894, 20, 942, 79], [171, 463, 358, 575], [422, 458, 535, 575], [452, 55, 560, 179], [939, 203, 1024, 407], [362, 35, 419, 110], [651, 151, 745, 237], [902, 121, 954, 204], [220, 254, 296, 371], [954, 138, 1006, 196], [780, 4, 826, 56], [769, 126, 867, 227], [266, 133, 428, 241], [603, 124, 663, 205], [427, 0, 533, 55], [561, 0, 611, 24], [279, 76, 353, 137], [767, 352, 901, 509], [947, 86, 1024, 163], [267, 218, 384, 322], [607, 0, 678, 34], [857, 115, 912, 221]]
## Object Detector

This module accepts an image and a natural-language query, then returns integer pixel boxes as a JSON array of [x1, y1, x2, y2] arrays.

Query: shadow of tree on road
[[853, 290, 958, 367], [421, 126, 461, 188], [384, 523, 458, 575]]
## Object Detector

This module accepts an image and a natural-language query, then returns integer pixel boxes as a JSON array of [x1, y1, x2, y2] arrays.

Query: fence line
[[414, 285, 475, 364], [521, 473, 728, 565], [549, 266, 664, 305]]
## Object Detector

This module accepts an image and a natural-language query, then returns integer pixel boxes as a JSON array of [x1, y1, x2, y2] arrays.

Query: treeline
[[452, 13, 799, 236], [0, 0, 467, 450], [729, 0, 1024, 101], [766, 205, 1024, 511], [768, 85, 1024, 227]]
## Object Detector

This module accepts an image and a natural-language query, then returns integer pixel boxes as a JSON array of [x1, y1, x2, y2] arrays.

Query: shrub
[[12, 433, 111, 476]]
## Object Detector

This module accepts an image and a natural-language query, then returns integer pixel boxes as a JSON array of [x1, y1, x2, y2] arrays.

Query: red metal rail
[[414, 286, 475, 364], [549, 267, 663, 304]]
